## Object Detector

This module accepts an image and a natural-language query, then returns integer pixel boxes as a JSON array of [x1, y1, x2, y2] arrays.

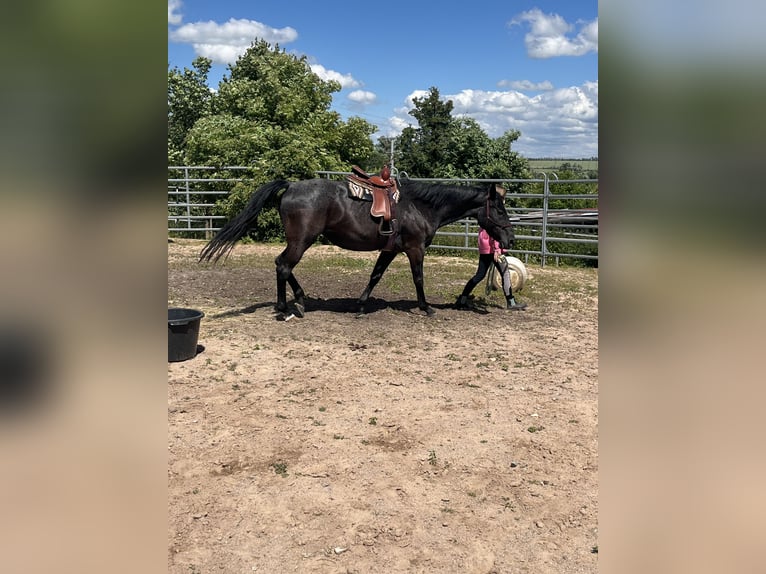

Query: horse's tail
[[199, 180, 289, 263]]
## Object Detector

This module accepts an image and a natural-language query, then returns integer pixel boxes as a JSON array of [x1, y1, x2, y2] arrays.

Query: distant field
[[527, 158, 598, 172]]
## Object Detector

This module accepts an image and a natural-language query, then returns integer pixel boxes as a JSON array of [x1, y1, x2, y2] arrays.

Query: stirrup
[[378, 219, 394, 236], [378, 217, 398, 236]]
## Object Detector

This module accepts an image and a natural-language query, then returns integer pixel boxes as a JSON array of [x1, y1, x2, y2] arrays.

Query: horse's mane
[[399, 180, 481, 208]]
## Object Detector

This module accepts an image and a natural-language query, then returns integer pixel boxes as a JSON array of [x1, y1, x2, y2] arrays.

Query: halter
[[484, 187, 513, 230]]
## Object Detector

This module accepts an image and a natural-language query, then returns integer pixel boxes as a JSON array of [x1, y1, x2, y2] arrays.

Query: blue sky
[[168, 0, 597, 158]]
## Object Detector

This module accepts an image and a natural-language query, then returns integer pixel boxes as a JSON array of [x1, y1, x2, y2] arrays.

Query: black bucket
[[168, 308, 205, 362]]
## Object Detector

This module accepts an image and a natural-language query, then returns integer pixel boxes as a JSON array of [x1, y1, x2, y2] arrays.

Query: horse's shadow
[[293, 296, 491, 316], [211, 297, 489, 320], [209, 301, 274, 319], [309, 296, 428, 315]]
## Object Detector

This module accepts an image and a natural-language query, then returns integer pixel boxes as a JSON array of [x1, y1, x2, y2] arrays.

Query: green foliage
[[368, 136, 395, 171], [399, 87, 454, 176], [169, 40, 378, 237], [270, 461, 288, 477], [391, 86, 528, 180], [169, 42, 377, 172], [184, 114, 265, 166], [215, 40, 337, 126], [335, 116, 376, 166], [527, 158, 598, 176], [168, 57, 214, 161]]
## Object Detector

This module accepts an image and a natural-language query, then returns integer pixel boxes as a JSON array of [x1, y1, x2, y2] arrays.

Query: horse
[[199, 177, 514, 319]]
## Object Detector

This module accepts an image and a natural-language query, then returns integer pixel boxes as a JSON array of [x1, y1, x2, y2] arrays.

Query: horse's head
[[477, 183, 515, 249]]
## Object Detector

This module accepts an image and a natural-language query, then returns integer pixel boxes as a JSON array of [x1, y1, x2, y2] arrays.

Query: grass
[[527, 158, 598, 172], [171, 239, 597, 311], [270, 461, 288, 477]]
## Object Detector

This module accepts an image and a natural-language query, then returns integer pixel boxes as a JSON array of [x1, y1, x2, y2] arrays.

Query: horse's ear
[[492, 183, 507, 198]]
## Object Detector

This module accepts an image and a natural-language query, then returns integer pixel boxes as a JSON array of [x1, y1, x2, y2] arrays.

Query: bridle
[[484, 187, 514, 231]]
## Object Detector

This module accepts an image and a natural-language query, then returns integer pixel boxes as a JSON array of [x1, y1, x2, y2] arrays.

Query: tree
[[167, 57, 213, 163], [214, 40, 337, 128], [182, 40, 375, 176], [172, 40, 376, 233], [393, 86, 528, 180], [395, 87, 452, 177]]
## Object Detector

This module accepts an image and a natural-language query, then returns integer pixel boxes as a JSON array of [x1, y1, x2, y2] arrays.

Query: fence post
[[540, 173, 549, 267], [184, 167, 191, 231], [464, 220, 470, 249]]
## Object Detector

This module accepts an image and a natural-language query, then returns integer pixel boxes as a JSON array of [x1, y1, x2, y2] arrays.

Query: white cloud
[[309, 64, 361, 89], [388, 116, 410, 133], [169, 18, 298, 64], [497, 79, 554, 91], [168, 0, 183, 25], [403, 90, 430, 108], [347, 90, 377, 104], [510, 9, 597, 58], [386, 81, 598, 158]]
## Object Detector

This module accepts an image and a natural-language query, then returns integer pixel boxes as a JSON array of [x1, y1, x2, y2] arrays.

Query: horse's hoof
[[355, 307, 366, 318], [294, 302, 305, 318], [425, 307, 436, 317], [454, 295, 470, 310]]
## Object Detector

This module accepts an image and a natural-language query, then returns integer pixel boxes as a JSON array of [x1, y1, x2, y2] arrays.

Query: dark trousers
[[460, 254, 512, 298]]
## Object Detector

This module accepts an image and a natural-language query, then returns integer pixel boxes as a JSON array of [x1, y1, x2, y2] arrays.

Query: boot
[[455, 294, 469, 309], [505, 296, 527, 311]]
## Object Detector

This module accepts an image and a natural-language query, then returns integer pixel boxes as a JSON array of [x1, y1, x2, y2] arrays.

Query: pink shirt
[[478, 228, 504, 256]]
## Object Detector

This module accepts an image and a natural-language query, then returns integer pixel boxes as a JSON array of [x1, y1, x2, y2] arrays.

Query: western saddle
[[346, 165, 400, 246]]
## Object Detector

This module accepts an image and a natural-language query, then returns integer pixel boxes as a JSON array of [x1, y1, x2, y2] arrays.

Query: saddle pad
[[347, 180, 373, 202]]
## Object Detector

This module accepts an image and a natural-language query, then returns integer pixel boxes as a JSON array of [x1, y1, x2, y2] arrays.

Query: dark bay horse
[[199, 178, 514, 318]]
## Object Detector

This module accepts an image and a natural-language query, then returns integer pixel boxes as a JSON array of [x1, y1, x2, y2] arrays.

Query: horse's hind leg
[[275, 254, 290, 315], [275, 242, 310, 318], [287, 273, 306, 317]]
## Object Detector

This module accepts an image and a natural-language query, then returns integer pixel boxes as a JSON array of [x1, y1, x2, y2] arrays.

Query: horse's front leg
[[357, 250, 397, 315], [405, 249, 434, 316]]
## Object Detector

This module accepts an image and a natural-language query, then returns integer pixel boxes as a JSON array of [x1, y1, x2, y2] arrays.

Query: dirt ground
[[168, 240, 598, 574]]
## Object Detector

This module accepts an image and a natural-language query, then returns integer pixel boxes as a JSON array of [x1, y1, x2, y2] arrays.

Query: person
[[455, 227, 527, 310]]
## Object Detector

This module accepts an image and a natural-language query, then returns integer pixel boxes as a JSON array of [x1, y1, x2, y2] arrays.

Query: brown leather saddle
[[346, 165, 400, 240]]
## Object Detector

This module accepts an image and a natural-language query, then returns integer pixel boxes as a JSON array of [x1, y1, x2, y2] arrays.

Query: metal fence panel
[[168, 168, 598, 265]]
